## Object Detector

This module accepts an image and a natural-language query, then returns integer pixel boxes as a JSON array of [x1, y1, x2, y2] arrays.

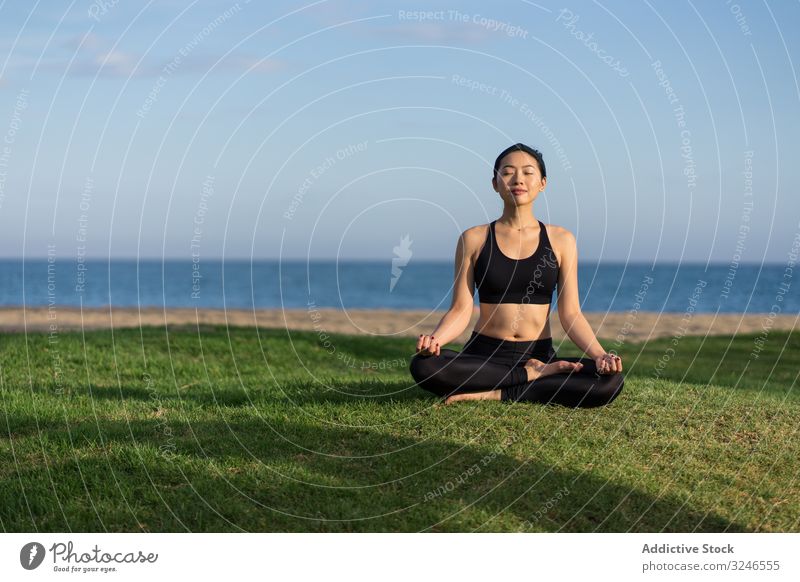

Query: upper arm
[[554, 228, 581, 319], [450, 229, 476, 312]]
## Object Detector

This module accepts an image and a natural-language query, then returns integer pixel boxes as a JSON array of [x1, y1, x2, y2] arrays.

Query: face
[[492, 150, 546, 205]]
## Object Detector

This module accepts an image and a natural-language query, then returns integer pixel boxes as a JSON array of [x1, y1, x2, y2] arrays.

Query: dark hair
[[493, 143, 546, 179]]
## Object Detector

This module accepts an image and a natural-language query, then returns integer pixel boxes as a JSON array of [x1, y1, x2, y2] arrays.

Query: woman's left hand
[[595, 352, 622, 375]]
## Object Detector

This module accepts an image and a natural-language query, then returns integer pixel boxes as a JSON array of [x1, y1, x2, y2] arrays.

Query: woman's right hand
[[416, 334, 440, 356]]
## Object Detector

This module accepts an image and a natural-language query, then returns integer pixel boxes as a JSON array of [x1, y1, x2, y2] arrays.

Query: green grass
[[1, 325, 798, 532]]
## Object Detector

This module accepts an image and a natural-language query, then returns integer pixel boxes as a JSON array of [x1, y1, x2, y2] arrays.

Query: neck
[[499, 205, 537, 229]]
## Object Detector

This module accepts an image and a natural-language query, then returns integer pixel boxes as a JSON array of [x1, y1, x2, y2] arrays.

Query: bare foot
[[444, 390, 502, 405], [524, 358, 583, 382]]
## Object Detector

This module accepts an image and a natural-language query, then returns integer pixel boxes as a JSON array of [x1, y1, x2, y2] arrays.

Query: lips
[[511, 189, 527, 195]]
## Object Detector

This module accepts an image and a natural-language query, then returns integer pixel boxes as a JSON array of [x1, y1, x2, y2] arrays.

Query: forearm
[[429, 307, 473, 346], [559, 312, 606, 359]]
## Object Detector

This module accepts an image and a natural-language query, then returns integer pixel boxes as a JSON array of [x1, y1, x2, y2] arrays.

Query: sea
[[0, 259, 796, 314]]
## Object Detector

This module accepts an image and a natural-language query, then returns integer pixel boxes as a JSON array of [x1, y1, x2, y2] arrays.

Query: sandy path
[[2, 306, 795, 344]]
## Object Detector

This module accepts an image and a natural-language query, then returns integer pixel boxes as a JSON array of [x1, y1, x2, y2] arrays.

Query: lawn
[[1, 325, 798, 532]]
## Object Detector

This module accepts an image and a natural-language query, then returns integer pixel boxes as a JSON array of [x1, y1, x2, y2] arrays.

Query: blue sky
[[0, 0, 798, 263]]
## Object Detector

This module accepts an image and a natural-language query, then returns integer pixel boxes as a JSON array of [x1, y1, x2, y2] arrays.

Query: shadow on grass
[[2, 413, 749, 533], [18, 377, 431, 408]]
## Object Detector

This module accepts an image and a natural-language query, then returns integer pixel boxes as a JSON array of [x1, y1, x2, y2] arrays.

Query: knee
[[409, 354, 446, 396], [409, 354, 435, 384], [599, 373, 624, 406]]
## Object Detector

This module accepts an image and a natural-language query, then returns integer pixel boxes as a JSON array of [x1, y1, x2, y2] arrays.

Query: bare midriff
[[473, 302, 552, 341]]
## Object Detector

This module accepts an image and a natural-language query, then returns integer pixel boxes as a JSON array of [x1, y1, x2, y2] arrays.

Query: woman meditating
[[409, 143, 624, 407]]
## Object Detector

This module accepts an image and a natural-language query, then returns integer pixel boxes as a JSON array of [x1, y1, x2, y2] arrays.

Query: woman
[[409, 143, 624, 407]]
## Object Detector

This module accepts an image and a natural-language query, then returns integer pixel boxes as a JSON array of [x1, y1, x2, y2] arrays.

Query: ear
[[540, 176, 547, 190], [491, 177, 498, 192]]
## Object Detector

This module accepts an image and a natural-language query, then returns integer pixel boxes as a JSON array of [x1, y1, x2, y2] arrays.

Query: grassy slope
[[1, 326, 798, 532]]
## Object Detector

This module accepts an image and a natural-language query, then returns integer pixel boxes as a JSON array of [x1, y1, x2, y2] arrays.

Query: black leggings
[[409, 332, 623, 408]]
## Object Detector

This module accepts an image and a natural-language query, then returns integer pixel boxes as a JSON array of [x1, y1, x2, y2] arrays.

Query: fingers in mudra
[[416, 334, 440, 356], [597, 354, 622, 374], [524, 358, 583, 381]]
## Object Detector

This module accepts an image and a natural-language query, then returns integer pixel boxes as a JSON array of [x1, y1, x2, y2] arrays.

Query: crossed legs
[[410, 351, 623, 408]]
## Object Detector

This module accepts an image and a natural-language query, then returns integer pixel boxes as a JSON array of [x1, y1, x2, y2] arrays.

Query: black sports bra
[[473, 220, 559, 304]]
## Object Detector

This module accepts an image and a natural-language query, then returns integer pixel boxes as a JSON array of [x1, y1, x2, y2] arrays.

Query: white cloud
[[216, 55, 287, 74], [3, 32, 288, 81], [61, 31, 105, 52], [372, 22, 491, 43], [61, 48, 139, 78]]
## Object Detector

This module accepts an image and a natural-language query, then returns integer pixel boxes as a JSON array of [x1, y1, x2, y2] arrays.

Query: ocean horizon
[[1, 259, 795, 315]]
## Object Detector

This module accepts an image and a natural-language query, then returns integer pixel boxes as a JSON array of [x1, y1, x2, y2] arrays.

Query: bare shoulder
[[459, 223, 491, 254], [544, 223, 576, 246], [544, 223, 577, 263]]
